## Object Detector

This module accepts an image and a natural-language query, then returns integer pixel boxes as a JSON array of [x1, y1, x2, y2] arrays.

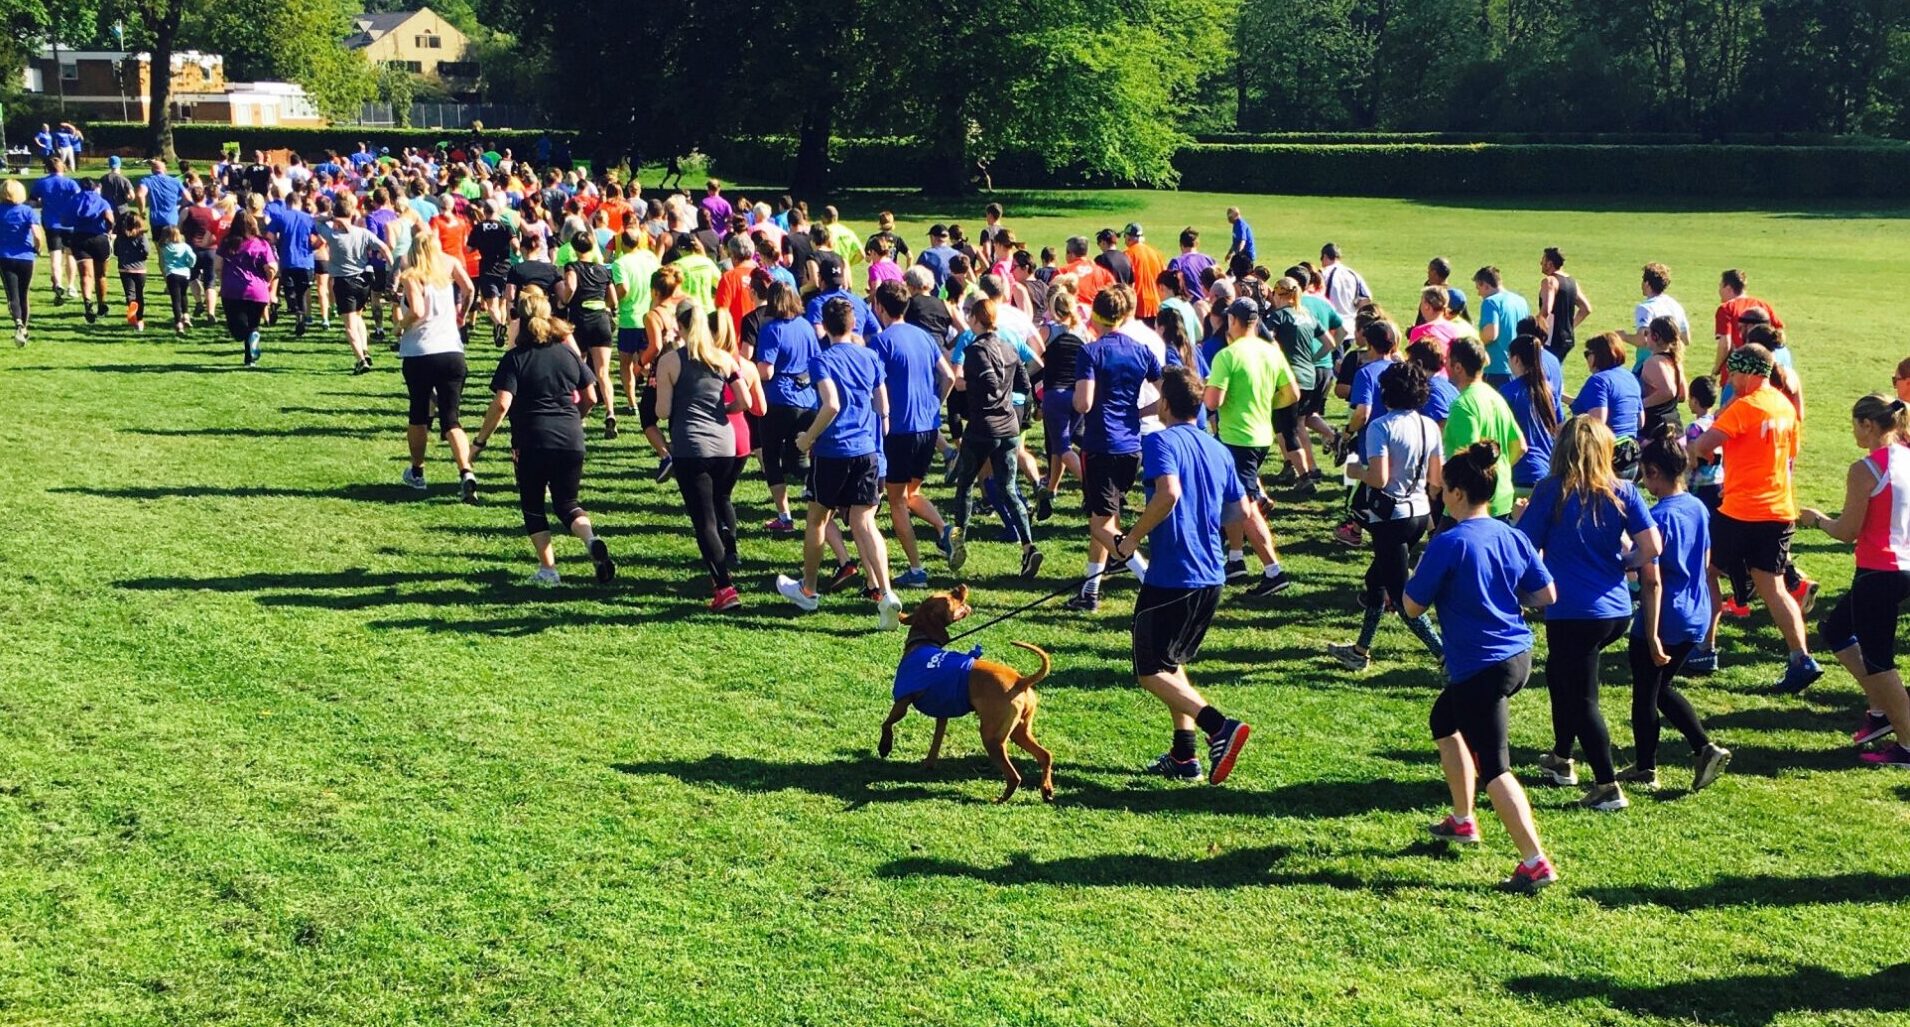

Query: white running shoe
[[877, 591, 903, 630], [776, 574, 820, 612], [528, 567, 560, 587], [401, 467, 427, 491]]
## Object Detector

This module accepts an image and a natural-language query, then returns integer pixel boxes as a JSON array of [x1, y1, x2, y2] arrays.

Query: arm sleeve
[[1143, 344, 1162, 383], [1349, 367, 1374, 409], [1141, 430, 1175, 483], [489, 354, 517, 394], [1710, 397, 1752, 439], [1623, 485, 1654, 535], [1076, 347, 1097, 383], [1713, 304, 1732, 338]]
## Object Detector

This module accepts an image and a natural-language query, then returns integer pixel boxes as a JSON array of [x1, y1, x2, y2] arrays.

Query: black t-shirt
[[1022, 276, 1050, 316], [469, 220, 514, 277], [694, 229, 722, 261], [784, 232, 816, 279], [507, 260, 561, 315], [740, 306, 770, 356], [870, 229, 910, 261], [1095, 250, 1134, 286], [565, 260, 613, 320], [490, 343, 595, 452], [904, 294, 953, 341], [1039, 330, 1084, 390]]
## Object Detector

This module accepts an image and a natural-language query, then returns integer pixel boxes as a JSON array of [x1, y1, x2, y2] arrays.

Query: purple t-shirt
[[220, 237, 277, 303], [1167, 252, 1216, 302], [699, 195, 734, 237]]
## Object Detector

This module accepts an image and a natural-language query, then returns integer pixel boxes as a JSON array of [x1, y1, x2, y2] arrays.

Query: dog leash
[[944, 568, 1116, 644]]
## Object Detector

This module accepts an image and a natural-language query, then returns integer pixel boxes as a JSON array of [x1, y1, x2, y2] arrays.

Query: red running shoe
[[710, 586, 741, 612], [1429, 815, 1481, 845], [1721, 597, 1753, 619], [1501, 858, 1557, 894]]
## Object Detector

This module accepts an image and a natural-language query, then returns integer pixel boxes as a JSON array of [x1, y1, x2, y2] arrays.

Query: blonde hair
[[1548, 415, 1621, 522], [403, 231, 452, 289], [676, 303, 724, 371], [514, 285, 572, 346], [1, 179, 23, 204], [1047, 287, 1080, 328]]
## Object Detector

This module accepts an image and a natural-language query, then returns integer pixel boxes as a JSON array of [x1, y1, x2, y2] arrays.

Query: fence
[[347, 103, 544, 130]]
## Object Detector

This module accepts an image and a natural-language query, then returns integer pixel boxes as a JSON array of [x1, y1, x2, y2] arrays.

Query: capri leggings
[[1819, 568, 1910, 675], [1363, 514, 1429, 607], [1625, 637, 1709, 771], [1430, 650, 1532, 782], [401, 352, 468, 434], [1, 258, 31, 324], [515, 446, 586, 536], [1545, 616, 1630, 785], [760, 403, 816, 488], [1275, 403, 1305, 454]]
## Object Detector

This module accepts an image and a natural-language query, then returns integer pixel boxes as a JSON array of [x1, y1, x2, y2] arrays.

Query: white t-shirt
[[1634, 293, 1690, 338], [1321, 262, 1370, 320], [1119, 317, 1168, 436]]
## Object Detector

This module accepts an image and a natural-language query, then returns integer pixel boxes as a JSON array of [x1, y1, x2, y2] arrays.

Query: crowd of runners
[[3, 141, 1908, 894]]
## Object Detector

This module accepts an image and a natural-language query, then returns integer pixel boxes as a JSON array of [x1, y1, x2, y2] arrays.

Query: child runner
[[158, 225, 195, 335], [113, 210, 150, 331], [1682, 376, 1726, 673], [1067, 287, 1164, 612], [1405, 440, 1560, 892]]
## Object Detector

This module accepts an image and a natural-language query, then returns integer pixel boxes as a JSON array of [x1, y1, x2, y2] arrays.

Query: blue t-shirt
[[916, 246, 956, 289], [1477, 290, 1532, 376], [1348, 356, 1395, 419], [1500, 376, 1563, 487], [1161, 343, 1210, 431], [268, 205, 316, 270], [1517, 478, 1655, 621], [1423, 375, 1459, 423], [870, 322, 942, 435], [1572, 366, 1643, 440], [1230, 218, 1255, 261], [1637, 491, 1711, 645], [1141, 423, 1243, 589], [0, 204, 40, 261], [69, 191, 112, 237], [892, 646, 978, 719], [1406, 518, 1554, 683], [141, 174, 183, 228], [31, 175, 80, 231], [810, 340, 884, 459], [1077, 331, 1162, 456], [804, 288, 879, 339], [755, 317, 821, 410]]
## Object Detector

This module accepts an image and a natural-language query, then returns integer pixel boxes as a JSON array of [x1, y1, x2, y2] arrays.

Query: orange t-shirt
[[1126, 242, 1166, 318], [599, 198, 632, 233], [1714, 384, 1799, 522], [1060, 258, 1114, 304], [1714, 296, 1783, 349], [713, 262, 758, 336]]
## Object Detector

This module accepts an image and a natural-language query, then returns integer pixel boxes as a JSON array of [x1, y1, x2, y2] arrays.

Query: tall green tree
[[109, 0, 184, 159]]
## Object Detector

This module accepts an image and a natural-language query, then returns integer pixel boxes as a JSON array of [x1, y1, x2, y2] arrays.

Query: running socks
[[1228, 548, 1245, 563], [1171, 729, 1198, 761], [1195, 705, 1227, 736], [1263, 560, 1282, 577], [1522, 852, 1548, 869], [1082, 561, 1105, 596]]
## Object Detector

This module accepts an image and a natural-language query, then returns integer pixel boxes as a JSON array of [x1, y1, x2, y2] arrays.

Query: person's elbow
[[1402, 596, 1429, 620], [1523, 584, 1558, 609]]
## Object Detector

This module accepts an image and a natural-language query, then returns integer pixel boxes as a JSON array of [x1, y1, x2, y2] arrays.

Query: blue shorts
[[1041, 388, 1082, 456], [616, 327, 647, 355]]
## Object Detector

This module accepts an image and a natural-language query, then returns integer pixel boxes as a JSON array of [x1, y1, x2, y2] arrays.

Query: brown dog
[[878, 584, 1055, 802]]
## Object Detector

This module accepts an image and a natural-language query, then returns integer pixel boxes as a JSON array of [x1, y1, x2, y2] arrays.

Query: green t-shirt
[[1299, 294, 1344, 366], [554, 242, 575, 267], [1206, 336, 1294, 450], [670, 252, 720, 313], [611, 249, 661, 330], [1266, 307, 1326, 392], [1443, 380, 1524, 516], [827, 224, 864, 269]]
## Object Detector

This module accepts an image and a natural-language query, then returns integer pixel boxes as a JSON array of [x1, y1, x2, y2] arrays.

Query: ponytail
[[1639, 420, 1687, 483], [1443, 440, 1502, 506], [1853, 393, 1910, 440], [1510, 333, 1559, 438]]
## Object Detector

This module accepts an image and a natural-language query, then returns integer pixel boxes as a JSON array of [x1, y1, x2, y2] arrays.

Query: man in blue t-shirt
[[803, 260, 879, 339], [1225, 207, 1255, 265], [778, 297, 903, 630], [1473, 266, 1532, 388], [30, 159, 81, 302], [265, 190, 318, 334], [1068, 286, 1162, 611], [870, 282, 953, 587], [916, 224, 958, 292], [1106, 364, 1254, 785], [137, 159, 183, 230]]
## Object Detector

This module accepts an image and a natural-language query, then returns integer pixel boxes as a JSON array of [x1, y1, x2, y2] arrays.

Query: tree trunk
[[791, 102, 832, 199], [922, 106, 970, 196], [145, 0, 183, 162]]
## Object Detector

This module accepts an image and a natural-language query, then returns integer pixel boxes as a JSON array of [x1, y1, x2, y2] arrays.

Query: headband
[[1726, 348, 1773, 378]]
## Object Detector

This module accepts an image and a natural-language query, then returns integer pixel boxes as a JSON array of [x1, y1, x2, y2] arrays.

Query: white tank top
[[399, 279, 463, 358]]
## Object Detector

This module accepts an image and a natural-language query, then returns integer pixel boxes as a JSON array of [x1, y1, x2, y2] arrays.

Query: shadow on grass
[[119, 425, 387, 440], [876, 838, 1468, 891], [12, 362, 299, 375], [54, 483, 431, 503], [823, 188, 1133, 223], [1577, 871, 1910, 911], [1506, 964, 1910, 1027]]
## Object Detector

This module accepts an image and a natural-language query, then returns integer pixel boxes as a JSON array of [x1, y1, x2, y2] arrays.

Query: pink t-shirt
[[866, 259, 904, 291]]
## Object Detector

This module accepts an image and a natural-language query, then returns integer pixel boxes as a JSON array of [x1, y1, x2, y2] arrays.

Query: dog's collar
[[904, 627, 951, 653]]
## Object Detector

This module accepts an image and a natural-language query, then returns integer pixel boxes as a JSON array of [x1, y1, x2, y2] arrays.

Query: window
[[415, 34, 441, 48], [59, 62, 78, 81], [388, 60, 423, 74], [437, 61, 477, 78]]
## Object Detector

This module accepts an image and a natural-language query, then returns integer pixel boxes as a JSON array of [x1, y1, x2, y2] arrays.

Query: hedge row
[[1191, 131, 1905, 147], [1173, 143, 1910, 199], [4, 122, 576, 161]]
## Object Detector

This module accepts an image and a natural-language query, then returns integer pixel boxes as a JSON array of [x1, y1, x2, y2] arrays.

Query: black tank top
[[1043, 330, 1085, 389], [567, 260, 612, 321], [1548, 274, 1579, 354]]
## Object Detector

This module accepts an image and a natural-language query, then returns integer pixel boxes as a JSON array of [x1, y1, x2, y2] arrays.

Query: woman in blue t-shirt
[[1625, 426, 1732, 792], [1517, 415, 1664, 813], [0, 179, 44, 346], [1572, 332, 1644, 480], [1404, 440, 1559, 893], [1502, 334, 1562, 495]]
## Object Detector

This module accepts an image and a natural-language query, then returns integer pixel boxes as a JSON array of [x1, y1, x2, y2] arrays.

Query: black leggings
[[166, 275, 189, 323], [1363, 514, 1428, 607], [1, 258, 31, 324], [1545, 616, 1630, 784], [282, 267, 312, 320], [1275, 404, 1306, 454], [402, 352, 468, 434], [515, 446, 586, 536], [951, 433, 1033, 544], [1430, 650, 1532, 782], [1625, 637, 1709, 770], [675, 455, 742, 587], [120, 272, 146, 322], [224, 299, 266, 343], [760, 404, 815, 488]]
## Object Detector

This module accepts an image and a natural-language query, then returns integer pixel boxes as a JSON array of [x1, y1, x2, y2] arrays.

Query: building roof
[[345, 10, 419, 48]]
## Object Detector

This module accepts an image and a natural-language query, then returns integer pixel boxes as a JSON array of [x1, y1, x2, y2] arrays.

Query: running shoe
[[1684, 647, 1719, 675], [294, 315, 308, 338], [1332, 521, 1364, 547], [895, 567, 930, 589], [604, 415, 619, 440], [528, 567, 561, 587], [877, 591, 904, 631], [134, 320, 145, 333], [1692, 743, 1732, 791], [1205, 719, 1251, 785], [1537, 753, 1577, 786], [826, 560, 862, 593], [775, 574, 820, 612], [82, 302, 96, 324], [401, 466, 427, 491], [1858, 743, 1910, 768], [1613, 765, 1660, 792], [1019, 547, 1044, 580], [946, 527, 969, 572], [653, 455, 674, 483], [1224, 557, 1249, 581], [1035, 487, 1053, 523], [245, 333, 261, 364], [1790, 576, 1821, 616], [1773, 654, 1824, 695], [1242, 572, 1291, 600], [352, 357, 372, 376], [1326, 642, 1370, 672], [1500, 858, 1557, 894], [1293, 477, 1318, 497], [1429, 815, 1481, 845], [935, 525, 954, 560], [710, 586, 742, 612], [1578, 782, 1629, 811], [1721, 597, 1752, 619], [764, 515, 796, 534], [1063, 591, 1100, 613], [12, 323, 25, 347], [53, 284, 66, 305], [589, 537, 616, 584], [459, 473, 478, 505], [1141, 753, 1203, 781], [1853, 711, 1896, 747], [1271, 466, 1298, 487]]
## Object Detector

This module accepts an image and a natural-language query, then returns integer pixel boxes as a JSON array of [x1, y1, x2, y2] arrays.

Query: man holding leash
[[1109, 365, 1254, 784]]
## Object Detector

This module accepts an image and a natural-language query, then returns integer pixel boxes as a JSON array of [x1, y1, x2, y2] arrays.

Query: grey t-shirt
[[315, 221, 377, 279], [1361, 408, 1438, 519]]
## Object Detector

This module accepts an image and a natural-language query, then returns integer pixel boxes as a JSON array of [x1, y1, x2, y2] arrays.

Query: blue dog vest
[[893, 645, 981, 719]]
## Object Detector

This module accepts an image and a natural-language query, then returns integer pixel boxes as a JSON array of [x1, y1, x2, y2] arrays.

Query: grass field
[[3, 186, 1909, 1026]]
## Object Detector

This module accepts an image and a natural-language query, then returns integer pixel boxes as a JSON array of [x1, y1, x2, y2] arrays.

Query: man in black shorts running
[[469, 200, 515, 347], [1110, 365, 1254, 783]]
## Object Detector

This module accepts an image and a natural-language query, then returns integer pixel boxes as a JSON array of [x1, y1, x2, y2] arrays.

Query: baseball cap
[[928, 223, 949, 238], [107, 155, 121, 169], [1227, 298, 1260, 321], [1123, 222, 1143, 238]]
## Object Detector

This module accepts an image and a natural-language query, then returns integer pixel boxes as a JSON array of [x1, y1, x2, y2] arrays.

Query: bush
[[2, 121, 577, 161], [1190, 131, 1905, 148]]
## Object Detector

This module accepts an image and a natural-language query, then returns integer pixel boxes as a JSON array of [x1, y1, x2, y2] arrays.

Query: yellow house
[[345, 8, 478, 94]]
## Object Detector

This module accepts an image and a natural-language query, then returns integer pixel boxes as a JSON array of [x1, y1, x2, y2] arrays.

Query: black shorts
[[1083, 450, 1140, 517], [401, 351, 468, 434], [1132, 583, 1222, 677], [638, 381, 660, 428], [72, 233, 111, 267], [477, 273, 509, 299], [332, 273, 371, 313], [1225, 443, 1267, 499], [312, 258, 329, 276], [1297, 379, 1329, 418], [192, 247, 216, 288], [367, 264, 392, 293], [617, 327, 647, 355], [573, 310, 615, 349], [884, 429, 939, 484], [808, 453, 880, 510], [44, 229, 70, 252], [1820, 569, 1910, 674], [1710, 511, 1793, 577]]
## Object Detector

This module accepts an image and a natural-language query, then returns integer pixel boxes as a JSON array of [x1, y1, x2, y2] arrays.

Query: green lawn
[[3, 187, 1909, 1026]]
